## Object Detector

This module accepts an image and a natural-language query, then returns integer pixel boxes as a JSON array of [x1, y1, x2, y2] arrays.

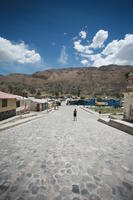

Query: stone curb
[[0, 115, 44, 132], [0, 109, 55, 132], [80, 106, 96, 115], [98, 118, 133, 136], [80, 106, 100, 118]]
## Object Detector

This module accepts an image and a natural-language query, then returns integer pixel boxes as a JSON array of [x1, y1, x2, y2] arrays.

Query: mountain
[[0, 65, 133, 97]]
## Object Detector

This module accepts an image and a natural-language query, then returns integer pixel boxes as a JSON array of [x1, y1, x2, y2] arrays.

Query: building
[[16, 96, 29, 115], [0, 91, 17, 121], [29, 98, 48, 111], [124, 72, 133, 122]]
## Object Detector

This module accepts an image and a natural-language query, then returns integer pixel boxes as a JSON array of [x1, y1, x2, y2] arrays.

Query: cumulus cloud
[[81, 59, 89, 65], [74, 40, 93, 54], [0, 36, 41, 64], [73, 29, 108, 62], [58, 46, 68, 65], [89, 29, 108, 49], [79, 31, 87, 39], [73, 29, 133, 67], [93, 34, 133, 67]]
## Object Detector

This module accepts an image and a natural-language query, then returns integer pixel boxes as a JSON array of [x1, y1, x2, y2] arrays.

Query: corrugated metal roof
[[0, 91, 18, 99]]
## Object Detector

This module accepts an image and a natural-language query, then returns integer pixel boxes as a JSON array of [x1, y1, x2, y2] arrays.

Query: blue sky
[[0, 0, 133, 74]]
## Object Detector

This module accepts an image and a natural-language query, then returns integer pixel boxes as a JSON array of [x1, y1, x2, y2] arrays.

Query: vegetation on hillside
[[0, 65, 133, 97]]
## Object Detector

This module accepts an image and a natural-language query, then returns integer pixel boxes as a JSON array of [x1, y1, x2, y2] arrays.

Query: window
[[2, 99, 7, 107], [16, 101, 20, 107]]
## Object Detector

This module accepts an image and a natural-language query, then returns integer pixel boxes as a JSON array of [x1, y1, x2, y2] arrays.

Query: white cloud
[[93, 34, 133, 67], [0, 36, 41, 64], [74, 29, 133, 67], [72, 36, 78, 41], [74, 40, 93, 54], [79, 31, 87, 39], [81, 59, 89, 65], [89, 29, 108, 49], [74, 40, 85, 53], [58, 46, 68, 65]]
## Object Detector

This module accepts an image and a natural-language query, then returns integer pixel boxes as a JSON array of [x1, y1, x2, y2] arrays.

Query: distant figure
[[73, 108, 77, 121]]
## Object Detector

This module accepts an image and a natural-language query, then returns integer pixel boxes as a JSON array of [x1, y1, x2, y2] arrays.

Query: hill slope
[[0, 65, 133, 97]]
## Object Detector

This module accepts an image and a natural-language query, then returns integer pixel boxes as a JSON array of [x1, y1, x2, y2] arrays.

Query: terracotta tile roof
[[0, 91, 18, 99]]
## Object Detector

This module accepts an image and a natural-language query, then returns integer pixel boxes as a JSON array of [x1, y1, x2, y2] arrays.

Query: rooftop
[[0, 91, 18, 99]]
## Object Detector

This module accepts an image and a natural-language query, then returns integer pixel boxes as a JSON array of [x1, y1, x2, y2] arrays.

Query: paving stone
[[72, 185, 80, 194], [86, 183, 97, 192], [54, 184, 60, 192], [93, 176, 101, 182], [27, 173, 32, 177], [4, 195, 11, 200], [66, 168, 72, 174], [41, 164, 47, 169], [17, 197, 25, 200], [33, 174, 39, 178], [36, 194, 48, 200], [0, 182, 9, 194], [60, 186, 71, 195], [117, 186, 129, 198], [82, 175, 91, 182], [40, 186, 47, 191], [31, 185, 39, 194], [65, 163, 71, 168], [112, 187, 116, 195], [54, 195, 62, 200], [89, 194, 101, 200], [60, 169, 65, 174], [81, 188, 89, 195], [72, 198, 80, 200], [10, 184, 18, 192], [122, 181, 133, 191]]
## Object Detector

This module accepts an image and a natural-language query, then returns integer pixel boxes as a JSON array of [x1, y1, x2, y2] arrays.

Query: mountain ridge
[[0, 65, 133, 97]]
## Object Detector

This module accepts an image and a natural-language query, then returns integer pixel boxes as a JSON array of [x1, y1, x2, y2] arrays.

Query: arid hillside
[[0, 65, 133, 97]]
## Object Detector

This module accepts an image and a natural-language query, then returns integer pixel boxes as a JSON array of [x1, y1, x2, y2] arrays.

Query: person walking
[[73, 108, 77, 121]]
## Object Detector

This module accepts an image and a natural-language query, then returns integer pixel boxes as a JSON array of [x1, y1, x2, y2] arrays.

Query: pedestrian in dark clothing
[[73, 108, 77, 121]]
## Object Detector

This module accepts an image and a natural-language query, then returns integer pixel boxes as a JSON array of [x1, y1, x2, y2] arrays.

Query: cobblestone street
[[0, 106, 133, 200]]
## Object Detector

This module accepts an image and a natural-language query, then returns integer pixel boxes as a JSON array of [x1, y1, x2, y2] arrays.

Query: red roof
[[0, 91, 18, 99]]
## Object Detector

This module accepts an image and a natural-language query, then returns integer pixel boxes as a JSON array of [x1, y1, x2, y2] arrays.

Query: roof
[[31, 98, 48, 104], [0, 91, 18, 99], [16, 96, 27, 100]]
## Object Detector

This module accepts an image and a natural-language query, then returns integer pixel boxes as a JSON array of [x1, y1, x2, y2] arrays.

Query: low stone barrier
[[109, 119, 133, 136], [0, 109, 16, 121]]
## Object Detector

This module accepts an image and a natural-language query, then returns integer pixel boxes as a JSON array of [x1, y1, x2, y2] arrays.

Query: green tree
[[30, 87, 36, 95], [8, 85, 13, 93]]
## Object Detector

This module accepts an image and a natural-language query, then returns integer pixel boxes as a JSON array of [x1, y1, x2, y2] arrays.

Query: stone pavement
[[0, 106, 133, 200]]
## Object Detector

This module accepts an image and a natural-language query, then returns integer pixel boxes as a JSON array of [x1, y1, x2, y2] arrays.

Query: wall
[[0, 98, 16, 112], [0, 98, 16, 121], [124, 92, 133, 122]]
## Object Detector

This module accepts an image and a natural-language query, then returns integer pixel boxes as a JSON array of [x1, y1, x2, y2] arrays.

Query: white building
[[29, 98, 48, 111]]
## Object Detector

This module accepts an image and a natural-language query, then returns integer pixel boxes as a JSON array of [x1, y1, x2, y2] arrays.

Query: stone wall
[[124, 92, 133, 122], [0, 109, 16, 121]]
